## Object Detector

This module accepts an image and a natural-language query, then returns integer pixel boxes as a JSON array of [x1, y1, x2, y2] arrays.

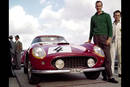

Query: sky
[[9, 0, 121, 50]]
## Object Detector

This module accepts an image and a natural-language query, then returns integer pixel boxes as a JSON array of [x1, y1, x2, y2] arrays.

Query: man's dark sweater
[[89, 11, 112, 40]]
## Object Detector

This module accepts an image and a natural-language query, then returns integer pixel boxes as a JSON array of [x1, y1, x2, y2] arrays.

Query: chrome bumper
[[32, 67, 105, 74]]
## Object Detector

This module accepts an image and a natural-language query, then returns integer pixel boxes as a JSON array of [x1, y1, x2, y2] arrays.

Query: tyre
[[28, 73, 40, 84], [27, 60, 40, 84], [84, 71, 100, 80]]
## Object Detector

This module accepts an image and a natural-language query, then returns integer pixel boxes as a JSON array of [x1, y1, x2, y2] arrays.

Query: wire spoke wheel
[[27, 61, 32, 79], [27, 60, 40, 84]]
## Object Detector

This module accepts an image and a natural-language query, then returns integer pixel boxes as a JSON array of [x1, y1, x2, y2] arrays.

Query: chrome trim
[[21, 64, 24, 67], [31, 67, 105, 74], [82, 67, 105, 72]]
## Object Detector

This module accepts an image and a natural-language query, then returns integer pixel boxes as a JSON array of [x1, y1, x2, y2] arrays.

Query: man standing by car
[[14, 35, 23, 69], [9, 35, 15, 56], [8, 38, 15, 77], [88, 1, 118, 83], [9, 35, 15, 67], [110, 10, 121, 77]]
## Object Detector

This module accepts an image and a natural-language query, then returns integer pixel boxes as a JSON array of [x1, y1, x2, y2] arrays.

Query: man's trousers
[[110, 39, 121, 75], [93, 35, 112, 79], [110, 42, 116, 74], [14, 53, 21, 68]]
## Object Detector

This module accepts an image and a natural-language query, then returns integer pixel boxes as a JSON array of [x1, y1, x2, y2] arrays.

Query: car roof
[[35, 35, 64, 38]]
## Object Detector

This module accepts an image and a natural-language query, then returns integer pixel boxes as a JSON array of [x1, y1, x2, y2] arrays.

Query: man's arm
[[19, 42, 22, 52], [112, 24, 116, 43], [106, 37, 112, 45], [88, 17, 94, 43]]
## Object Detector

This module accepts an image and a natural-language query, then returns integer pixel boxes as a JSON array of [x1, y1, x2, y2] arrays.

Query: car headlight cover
[[55, 59, 64, 69], [32, 47, 46, 59], [87, 58, 96, 67], [94, 46, 105, 57]]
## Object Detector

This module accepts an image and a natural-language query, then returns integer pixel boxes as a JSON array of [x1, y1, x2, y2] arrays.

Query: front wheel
[[27, 60, 40, 84], [84, 71, 100, 80]]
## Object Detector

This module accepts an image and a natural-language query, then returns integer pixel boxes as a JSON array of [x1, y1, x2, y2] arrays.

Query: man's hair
[[96, 0, 103, 6], [15, 35, 19, 39], [113, 10, 121, 16]]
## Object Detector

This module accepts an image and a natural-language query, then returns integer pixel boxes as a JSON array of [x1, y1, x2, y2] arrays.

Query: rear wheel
[[84, 71, 100, 80], [27, 60, 40, 84]]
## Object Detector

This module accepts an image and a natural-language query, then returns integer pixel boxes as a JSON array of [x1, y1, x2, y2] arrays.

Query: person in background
[[9, 35, 15, 68], [8, 38, 15, 77], [14, 35, 23, 70], [87, 1, 118, 83], [110, 10, 121, 77]]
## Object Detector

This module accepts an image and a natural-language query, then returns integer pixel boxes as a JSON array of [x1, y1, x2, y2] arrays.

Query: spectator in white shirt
[[110, 10, 121, 77]]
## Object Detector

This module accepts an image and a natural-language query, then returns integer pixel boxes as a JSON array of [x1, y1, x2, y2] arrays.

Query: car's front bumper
[[31, 67, 105, 74]]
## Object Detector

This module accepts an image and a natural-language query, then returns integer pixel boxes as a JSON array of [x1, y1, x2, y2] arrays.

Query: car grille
[[51, 56, 97, 69]]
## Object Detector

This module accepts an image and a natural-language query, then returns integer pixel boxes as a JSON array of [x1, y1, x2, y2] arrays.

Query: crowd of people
[[8, 0, 121, 84], [8, 35, 22, 77]]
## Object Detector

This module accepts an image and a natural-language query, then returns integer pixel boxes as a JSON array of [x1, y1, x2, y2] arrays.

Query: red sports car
[[21, 50, 26, 66], [23, 35, 105, 84]]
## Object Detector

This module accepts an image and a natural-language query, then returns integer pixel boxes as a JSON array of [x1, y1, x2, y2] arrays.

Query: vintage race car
[[21, 50, 26, 66], [23, 35, 105, 84]]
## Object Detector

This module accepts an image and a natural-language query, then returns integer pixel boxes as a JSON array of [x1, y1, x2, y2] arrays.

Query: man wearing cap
[[9, 35, 15, 66], [14, 35, 23, 69], [8, 38, 15, 77]]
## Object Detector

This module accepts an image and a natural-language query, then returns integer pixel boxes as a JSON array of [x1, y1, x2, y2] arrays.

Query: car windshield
[[31, 36, 68, 44]]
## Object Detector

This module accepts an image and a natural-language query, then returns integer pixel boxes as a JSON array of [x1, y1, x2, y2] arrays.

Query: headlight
[[32, 47, 46, 59], [94, 46, 105, 57], [87, 58, 96, 67], [55, 59, 64, 69]]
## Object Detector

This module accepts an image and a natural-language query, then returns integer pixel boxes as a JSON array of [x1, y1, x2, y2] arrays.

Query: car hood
[[31, 42, 89, 55]]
